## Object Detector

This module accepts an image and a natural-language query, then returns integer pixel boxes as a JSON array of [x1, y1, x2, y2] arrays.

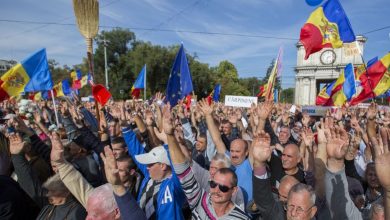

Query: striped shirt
[[174, 162, 250, 220]]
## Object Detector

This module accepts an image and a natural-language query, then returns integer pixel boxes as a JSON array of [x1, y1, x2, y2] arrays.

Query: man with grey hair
[[85, 184, 120, 220], [191, 153, 245, 210], [49, 132, 145, 220], [286, 183, 317, 220]]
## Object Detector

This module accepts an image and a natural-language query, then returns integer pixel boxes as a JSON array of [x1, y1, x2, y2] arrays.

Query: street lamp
[[102, 36, 110, 90]]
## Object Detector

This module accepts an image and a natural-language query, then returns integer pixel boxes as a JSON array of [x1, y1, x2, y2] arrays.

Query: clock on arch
[[320, 49, 336, 65]]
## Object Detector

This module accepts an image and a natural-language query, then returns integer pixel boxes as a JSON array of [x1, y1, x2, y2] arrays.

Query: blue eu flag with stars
[[166, 44, 193, 106]]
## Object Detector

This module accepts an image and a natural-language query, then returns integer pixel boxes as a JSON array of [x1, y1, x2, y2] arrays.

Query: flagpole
[[144, 64, 146, 101], [50, 90, 60, 127]]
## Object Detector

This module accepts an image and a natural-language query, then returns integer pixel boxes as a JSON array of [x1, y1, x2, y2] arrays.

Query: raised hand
[[9, 133, 26, 155], [302, 112, 310, 127], [153, 127, 167, 144], [162, 103, 174, 135], [326, 126, 348, 160], [49, 132, 65, 165], [251, 130, 272, 167], [257, 101, 274, 120], [198, 99, 213, 116], [33, 112, 42, 123], [100, 146, 121, 186], [372, 133, 390, 191], [145, 109, 154, 126], [316, 118, 328, 145], [366, 102, 377, 120], [350, 112, 362, 133], [177, 104, 185, 119], [301, 127, 314, 150]]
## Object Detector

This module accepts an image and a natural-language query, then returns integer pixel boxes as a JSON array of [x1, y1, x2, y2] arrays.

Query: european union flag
[[166, 44, 193, 106], [212, 84, 221, 102]]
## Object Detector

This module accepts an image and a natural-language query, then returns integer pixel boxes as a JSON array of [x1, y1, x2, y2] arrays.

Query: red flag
[[131, 87, 141, 99], [72, 80, 82, 90], [92, 84, 111, 106], [0, 80, 10, 102], [257, 85, 265, 97], [184, 94, 192, 109]]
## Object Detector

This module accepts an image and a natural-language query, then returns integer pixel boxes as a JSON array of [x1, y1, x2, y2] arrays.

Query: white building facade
[[294, 36, 366, 105]]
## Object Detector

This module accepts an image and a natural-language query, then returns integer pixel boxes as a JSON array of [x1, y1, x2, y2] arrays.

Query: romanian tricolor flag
[[53, 80, 71, 97], [0, 48, 53, 101], [131, 65, 146, 98], [316, 63, 356, 106], [264, 47, 283, 100], [350, 53, 390, 105], [316, 81, 335, 105], [71, 69, 82, 81], [206, 84, 222, 105], [71, 69, 83, 89], [300, 0, 356, 59], [257, 84, 267, 97], [80, 73, 92, 88]]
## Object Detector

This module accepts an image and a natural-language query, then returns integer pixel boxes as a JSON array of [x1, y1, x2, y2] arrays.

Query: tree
[[48, 59, 70, 83], [280, 88, 294, 103], [262, 59, 281, 91], [213, 60, 249, 98], [238, 77, 263, 96], [93, 28, 136, 89]]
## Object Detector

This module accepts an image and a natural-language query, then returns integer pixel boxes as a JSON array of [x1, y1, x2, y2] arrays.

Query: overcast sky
[[0, 0, 389, 88]]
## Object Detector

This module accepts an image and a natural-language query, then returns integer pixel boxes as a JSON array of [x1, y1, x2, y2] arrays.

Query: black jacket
[[253, 174, 285, 220], [0, 175, 40, 220]]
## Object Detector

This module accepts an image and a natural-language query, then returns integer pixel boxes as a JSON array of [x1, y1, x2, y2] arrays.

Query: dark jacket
[[36, 197, 87, 220], [0, 175, 40, 220], [11, 154, 87, 220], [253, 174, 285, 220]]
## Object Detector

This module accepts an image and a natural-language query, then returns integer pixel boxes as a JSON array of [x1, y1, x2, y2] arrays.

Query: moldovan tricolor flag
[[300, 0, 356, 59], [350, 53, 390, 105], [0, 48, 53, 101]]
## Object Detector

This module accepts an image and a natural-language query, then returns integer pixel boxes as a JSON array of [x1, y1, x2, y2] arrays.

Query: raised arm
[[50, 132, 94, 208], [100, 146, 147, 220], [372, 127, 390, 220], [324, 126, 362, 220], [163, 104, 186, 164], [9, 134, 46, 208], [252, 130, 285, 219], [198, 99, 227, 154]]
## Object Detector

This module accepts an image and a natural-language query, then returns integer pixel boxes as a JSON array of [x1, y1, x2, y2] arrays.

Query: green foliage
[[262, 59, 281, 91], [48, 28, 285, 101], [48, 59, 70, 83], [280, 88, 294, 103]]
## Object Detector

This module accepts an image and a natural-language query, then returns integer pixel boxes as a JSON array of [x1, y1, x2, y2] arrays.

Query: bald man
[[278, 175, 300, 204]]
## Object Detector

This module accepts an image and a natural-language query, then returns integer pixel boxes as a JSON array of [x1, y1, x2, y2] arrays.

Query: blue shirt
[[122, 127, 186, 220], [234, 158, 253, 205]]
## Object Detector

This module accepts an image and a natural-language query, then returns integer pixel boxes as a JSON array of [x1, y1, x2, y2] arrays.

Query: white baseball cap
[[135, 146, 171, 166]]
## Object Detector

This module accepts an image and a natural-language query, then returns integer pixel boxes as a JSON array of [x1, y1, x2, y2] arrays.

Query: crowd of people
[[0, 93, 389, 220]]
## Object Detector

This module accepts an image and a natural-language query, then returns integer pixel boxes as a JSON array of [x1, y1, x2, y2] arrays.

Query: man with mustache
[[162, 104, 250, 220]]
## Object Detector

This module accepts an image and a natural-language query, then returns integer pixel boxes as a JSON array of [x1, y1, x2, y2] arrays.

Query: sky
[[0, 0, 389, 89]]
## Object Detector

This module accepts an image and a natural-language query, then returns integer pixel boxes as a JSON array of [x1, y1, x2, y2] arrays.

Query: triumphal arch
[[294, 36, 366, 105]]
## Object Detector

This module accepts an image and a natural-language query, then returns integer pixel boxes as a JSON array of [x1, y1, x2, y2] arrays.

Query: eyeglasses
[[283, 204, 315, 215], [209, 180, 233, 193]]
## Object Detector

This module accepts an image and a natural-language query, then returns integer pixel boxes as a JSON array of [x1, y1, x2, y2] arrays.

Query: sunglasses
[[209, 180, 233, 193]]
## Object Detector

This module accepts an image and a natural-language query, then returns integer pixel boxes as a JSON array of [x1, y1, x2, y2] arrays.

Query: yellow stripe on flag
[[0, 63, 30, 97]]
